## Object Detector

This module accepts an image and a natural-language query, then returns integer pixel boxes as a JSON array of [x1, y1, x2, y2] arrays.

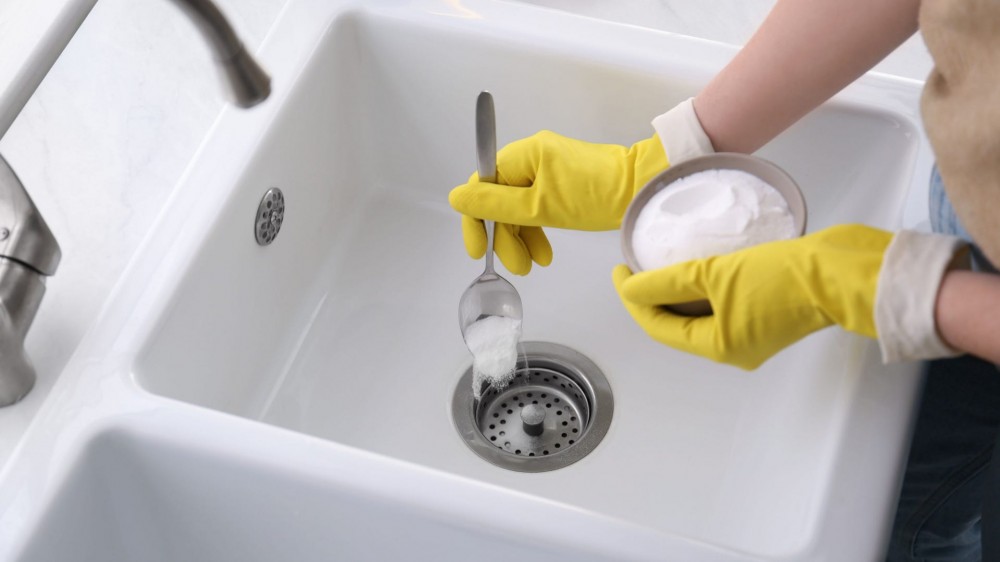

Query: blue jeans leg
[[985, 430, 1000, 560], [929, 165, 998, 274], [885, 355, 1000, 561]]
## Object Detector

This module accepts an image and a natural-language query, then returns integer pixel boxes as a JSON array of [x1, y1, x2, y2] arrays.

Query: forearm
[[935, 270, 1000, 364], [693, 0, 920, 153]]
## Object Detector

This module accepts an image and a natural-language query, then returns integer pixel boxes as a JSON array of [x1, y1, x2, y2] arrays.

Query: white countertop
[[0, 0, 931, 467]]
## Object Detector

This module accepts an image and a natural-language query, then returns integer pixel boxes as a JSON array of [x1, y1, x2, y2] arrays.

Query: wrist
[[935, 270, 1000, 364], [875, 230, 968, 362], [650, 98, 715, 165]]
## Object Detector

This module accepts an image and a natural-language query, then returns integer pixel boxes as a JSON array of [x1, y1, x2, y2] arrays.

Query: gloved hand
[[449, 131, 668, 275], [449, 98, 714, 275], [612, 224, 895, 369]]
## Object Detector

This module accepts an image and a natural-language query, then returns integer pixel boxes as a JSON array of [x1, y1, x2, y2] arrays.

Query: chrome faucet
[[0, 0, 270, 406], [0, 156, 60, 406]]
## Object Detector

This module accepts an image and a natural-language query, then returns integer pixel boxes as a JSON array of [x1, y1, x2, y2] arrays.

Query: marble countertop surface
[[0, 0, 93, 138], [0, 0, 931, 465]]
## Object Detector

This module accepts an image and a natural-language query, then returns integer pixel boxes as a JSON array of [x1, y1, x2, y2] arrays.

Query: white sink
[[0, 1, 932, 560]]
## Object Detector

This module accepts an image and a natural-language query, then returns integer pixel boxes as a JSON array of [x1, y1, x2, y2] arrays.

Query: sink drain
[[452, 342, 613, 472], [255, 187, 284, 246]]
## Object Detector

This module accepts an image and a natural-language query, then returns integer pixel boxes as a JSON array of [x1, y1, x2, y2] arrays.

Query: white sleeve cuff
[[875, 230, 968, 362], [651, 98, 715, 165]]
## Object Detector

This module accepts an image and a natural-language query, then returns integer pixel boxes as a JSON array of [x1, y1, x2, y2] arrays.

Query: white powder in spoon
[[465, 316, 522, 399], [632, 168, 796, 269]]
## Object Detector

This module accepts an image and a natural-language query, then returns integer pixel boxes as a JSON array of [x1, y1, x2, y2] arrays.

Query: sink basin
[[0, 1, 932, 560], [11, 419, 657, 562]]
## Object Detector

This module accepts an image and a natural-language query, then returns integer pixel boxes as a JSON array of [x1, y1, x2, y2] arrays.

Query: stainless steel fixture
[[169, 0, 271, 108], [255, 188, 285, 245], [0, 156, 60, 406], [0, 0, 270, 406], [452, 342, 614, 472]]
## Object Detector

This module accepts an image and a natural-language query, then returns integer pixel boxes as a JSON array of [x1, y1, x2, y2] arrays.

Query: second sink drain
[[452, 341, 613, 472]]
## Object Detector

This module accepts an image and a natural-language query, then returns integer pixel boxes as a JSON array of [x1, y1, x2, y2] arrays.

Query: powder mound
[[632, 168, 796, 270], [464, 316, 522, 399]]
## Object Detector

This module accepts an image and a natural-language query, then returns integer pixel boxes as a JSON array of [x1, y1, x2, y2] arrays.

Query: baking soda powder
[[464, 315, 522, 399], [632, 169, 795, 270]]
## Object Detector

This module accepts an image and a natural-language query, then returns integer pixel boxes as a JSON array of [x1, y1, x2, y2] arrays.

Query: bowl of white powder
[[621, 153, 807, 316]]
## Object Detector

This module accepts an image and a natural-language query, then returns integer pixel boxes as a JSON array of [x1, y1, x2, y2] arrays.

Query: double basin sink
[[0, 1, 932, 560]]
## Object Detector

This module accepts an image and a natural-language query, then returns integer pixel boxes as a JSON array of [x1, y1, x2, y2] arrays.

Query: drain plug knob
[[521, 404, 546, 437]]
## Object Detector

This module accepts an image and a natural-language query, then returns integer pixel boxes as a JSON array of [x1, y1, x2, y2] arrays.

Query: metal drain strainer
[[452, 341, 613, 472], [255, 187, 284, 246]]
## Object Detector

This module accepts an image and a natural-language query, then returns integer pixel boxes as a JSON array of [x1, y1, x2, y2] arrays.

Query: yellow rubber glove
[[612, 224, 893, 369], [449, 130, 668, 275]]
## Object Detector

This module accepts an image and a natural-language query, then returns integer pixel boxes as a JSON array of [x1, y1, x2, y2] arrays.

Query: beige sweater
[[920, 0, 1000, 266]]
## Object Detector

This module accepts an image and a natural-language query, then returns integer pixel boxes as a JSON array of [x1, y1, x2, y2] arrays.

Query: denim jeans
[[928, 167, 998, 275], [884, 166, 1000, 561]]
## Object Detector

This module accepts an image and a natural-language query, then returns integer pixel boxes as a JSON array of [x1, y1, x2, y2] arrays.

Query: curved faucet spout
[[169, 0, 272, 108]]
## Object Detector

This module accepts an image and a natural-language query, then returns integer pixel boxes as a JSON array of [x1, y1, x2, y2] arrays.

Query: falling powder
[[632, 168, 796, 270], [464, 316, 522, 399]]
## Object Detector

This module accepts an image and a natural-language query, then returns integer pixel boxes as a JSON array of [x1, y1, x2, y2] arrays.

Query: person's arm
[[935, 270, 1000, 364], [694, 0, 921, 153]]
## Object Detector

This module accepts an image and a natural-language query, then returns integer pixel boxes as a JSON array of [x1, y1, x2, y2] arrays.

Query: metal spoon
[[458, 91, 524, 341]]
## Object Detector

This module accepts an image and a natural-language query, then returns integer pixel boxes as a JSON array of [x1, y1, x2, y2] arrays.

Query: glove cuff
[[875, 230, 968, 362], [651, 98, 715, 165]]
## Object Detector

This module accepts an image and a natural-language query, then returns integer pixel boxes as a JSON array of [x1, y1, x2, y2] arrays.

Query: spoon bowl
[[458, 272, 523, 336]]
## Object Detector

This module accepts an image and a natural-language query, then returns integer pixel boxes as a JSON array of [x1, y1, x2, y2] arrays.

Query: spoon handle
[[476, 91, 498, 274]]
